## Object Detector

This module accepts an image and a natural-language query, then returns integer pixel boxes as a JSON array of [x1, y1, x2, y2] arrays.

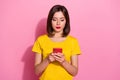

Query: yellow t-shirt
[[32, 34, 81, 80]]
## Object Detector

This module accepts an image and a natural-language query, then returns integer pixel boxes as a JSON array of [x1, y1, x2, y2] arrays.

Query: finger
[[57, 52, 64, 55], [54, 57, 61, 62], [54, 54, 64, 58], [55, 57, 64, 63], [52, 53, 58, 56], [49, 56, 55, 62]]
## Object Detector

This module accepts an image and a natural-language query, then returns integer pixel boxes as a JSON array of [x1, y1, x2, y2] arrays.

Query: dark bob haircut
[[47, 5, 70, 37]]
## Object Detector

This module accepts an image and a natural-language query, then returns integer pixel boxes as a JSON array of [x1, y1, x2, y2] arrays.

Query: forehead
[[53, 11, 65, 18]]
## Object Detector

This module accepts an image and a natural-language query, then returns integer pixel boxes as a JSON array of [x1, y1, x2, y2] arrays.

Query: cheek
[[52, 22, 56, 27], [61, 22, 66, 27]]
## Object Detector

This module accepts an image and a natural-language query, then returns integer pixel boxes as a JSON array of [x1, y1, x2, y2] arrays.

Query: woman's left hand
[[52, 53, 65, 64]]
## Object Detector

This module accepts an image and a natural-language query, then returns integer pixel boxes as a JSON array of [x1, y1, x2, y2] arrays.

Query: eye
[[61, 19, 64, 21], [52, 18, 56, 21]]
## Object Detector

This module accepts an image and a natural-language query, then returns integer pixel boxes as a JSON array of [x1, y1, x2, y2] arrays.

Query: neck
[[54, 31, 63, 38]]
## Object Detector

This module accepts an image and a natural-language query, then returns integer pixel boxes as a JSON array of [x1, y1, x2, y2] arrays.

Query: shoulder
[[68, 35, 78, 42], [36, 34, 47, 42]]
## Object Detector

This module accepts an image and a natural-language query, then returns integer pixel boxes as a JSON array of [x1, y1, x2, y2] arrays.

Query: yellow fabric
[[32, 34, 81, 80]]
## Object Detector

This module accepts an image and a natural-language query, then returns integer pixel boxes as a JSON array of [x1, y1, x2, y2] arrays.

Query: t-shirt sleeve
[[32, 39, 42, 54], [71, 39, 82, 55]]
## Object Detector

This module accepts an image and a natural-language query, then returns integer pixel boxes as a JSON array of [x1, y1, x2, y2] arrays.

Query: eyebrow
[[52, 17, 65, 19]]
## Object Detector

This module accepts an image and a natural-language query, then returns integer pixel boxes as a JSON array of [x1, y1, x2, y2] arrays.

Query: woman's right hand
[[47, 53, 55, 63]]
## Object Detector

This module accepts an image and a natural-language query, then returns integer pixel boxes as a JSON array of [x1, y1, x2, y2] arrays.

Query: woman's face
[[51, 11, 66, 33]]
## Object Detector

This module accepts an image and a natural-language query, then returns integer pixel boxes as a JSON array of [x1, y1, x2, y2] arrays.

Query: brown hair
[[47, 5, 70, 37]]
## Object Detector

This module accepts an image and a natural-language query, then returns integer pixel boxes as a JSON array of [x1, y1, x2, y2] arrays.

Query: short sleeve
[[71, 39, 82, 55], [32, 39, 42, 54]]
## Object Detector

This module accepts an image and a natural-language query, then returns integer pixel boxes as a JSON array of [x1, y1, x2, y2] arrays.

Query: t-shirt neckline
[[45, 34, 69, 43]]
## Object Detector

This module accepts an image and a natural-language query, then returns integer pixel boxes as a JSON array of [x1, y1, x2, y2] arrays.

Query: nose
[[57, 20, 60, 25]]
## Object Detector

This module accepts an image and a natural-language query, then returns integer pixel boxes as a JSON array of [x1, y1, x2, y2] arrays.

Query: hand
[[53, 53, 65, 64], [47, 53, 55, 63]]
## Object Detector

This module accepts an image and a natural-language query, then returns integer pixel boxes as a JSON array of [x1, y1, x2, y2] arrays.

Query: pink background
[[0, 0, 120, 80]]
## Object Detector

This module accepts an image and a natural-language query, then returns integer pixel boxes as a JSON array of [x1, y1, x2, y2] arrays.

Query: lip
[[56, 26, 61, 29]]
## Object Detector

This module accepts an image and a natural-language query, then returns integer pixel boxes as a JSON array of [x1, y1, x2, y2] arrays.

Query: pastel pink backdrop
[[0, 0, 120, 80]]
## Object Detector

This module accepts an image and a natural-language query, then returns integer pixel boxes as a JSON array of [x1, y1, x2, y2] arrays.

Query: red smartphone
[[53, 48, 62, 53]]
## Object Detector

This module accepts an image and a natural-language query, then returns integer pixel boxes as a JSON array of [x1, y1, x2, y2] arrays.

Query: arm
[[53, 53, 79, 76], [34, 53, 55, 75], [62, 55, 78, 76], [34, 53, 49, 75]]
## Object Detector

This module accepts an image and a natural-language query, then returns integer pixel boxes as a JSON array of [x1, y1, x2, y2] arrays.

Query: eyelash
[[61, 20, 64, 21], [52, 19, 56, 21], [52, 19, 64, 21]]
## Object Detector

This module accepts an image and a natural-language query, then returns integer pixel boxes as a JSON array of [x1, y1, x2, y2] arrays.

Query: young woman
[[32, 5, 81, 80]]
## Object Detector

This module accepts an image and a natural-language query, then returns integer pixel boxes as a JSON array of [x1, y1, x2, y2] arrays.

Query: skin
[[35, 11, 79, 76]]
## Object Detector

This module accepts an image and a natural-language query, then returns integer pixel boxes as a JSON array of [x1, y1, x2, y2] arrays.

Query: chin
[[55, 30, 62, 33]]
